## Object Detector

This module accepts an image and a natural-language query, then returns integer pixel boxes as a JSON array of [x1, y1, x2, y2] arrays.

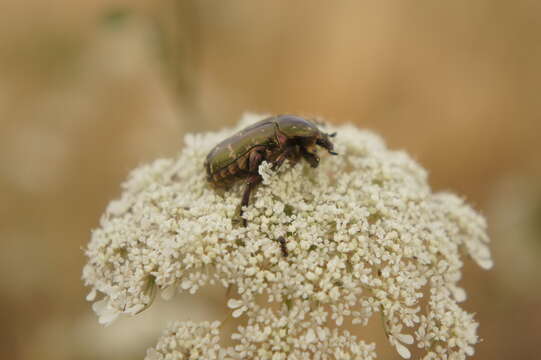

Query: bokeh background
[[2, 1, 540, 359]]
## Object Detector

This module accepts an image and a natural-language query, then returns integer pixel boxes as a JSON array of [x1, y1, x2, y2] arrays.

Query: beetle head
[[316, 132, 338, 155]]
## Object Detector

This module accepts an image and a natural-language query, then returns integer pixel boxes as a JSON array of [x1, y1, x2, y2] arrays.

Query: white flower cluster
[[146, 306, 376, 360], [82, 113, 493, 359], [146, 321, 223, 360]]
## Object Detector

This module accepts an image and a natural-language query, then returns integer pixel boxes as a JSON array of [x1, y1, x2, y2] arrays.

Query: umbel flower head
[[82, 113, 493, 359]]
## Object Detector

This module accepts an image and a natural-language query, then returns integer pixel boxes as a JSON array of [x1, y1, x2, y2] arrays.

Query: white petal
[[395, 341, 411, 359], [396, 333, 414, 345], [145, 348, 162, 360], [316, 327, 328, 341], [232, 306, 246, 318], [477, 257, 494, 270], [181, 280, 192, 290], [86, 289, 97, 301], [125, 303, 145, 315], [98, 310, 119, 326], [451, 286, 467, 302], [227, 298, 243, 309], [160, 285, 176, 300], [305, 329, 316, 343], [92, 298, 108, 314]]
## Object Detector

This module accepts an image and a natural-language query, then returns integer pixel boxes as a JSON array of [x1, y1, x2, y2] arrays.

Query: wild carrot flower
[[82, 113, 492, 359]]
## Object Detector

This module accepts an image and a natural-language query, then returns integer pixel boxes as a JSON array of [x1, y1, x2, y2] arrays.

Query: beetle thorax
[[275, 116, 320, 138]]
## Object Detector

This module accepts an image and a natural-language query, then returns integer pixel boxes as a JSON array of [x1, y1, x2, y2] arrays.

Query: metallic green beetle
[[205, 115, 337, 226]]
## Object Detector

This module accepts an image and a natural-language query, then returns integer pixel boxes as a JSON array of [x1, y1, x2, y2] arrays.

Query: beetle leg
[[300, 146, 320, 168], [272, 147, 293, 170], [239, 147, 266, 226], [275, 129, 289, 148], [240, 175, 262, 226], [248, 147, 265, 172]]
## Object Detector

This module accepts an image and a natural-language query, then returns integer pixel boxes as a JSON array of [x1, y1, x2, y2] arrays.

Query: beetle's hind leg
[[240, 175, 262, 226], [239, 147, 266, 226]]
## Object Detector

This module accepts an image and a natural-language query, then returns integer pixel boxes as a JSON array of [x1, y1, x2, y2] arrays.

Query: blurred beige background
[[1, 1, 540, 359]]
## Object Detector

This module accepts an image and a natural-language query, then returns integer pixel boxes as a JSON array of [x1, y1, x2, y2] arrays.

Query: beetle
[[204, 114, 337, 226]]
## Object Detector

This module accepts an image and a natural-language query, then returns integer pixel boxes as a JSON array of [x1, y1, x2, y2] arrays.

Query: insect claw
[[328, 132, 337, 138], [329, 151, 339, 155]]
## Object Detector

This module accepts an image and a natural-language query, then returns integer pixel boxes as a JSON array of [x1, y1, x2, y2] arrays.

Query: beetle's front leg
[[272, 147, 294, 171], [300, 146, 320, 168]]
